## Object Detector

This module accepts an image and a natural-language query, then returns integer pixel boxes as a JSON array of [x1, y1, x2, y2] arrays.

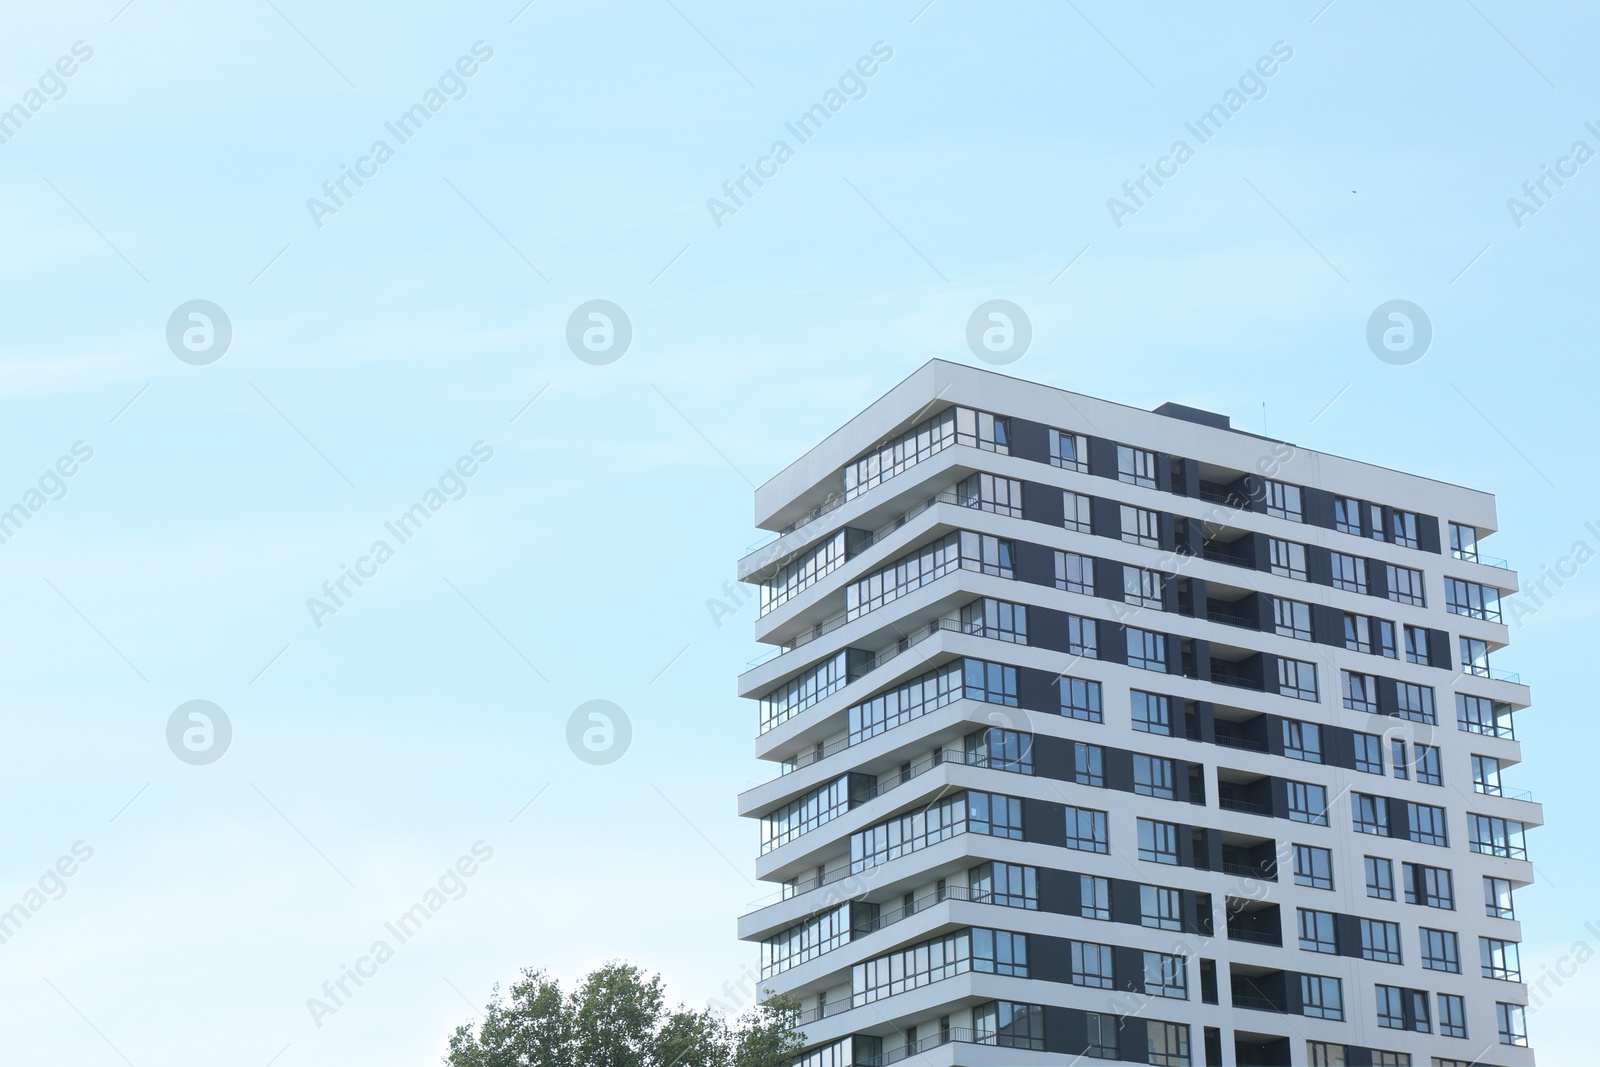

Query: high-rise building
[[736, 360, 1537, 1067]]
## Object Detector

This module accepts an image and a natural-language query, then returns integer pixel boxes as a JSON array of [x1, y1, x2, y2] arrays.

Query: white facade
[[738, 361, 1537, 1067]]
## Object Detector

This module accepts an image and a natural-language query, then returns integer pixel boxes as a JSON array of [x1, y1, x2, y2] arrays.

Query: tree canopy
[[444, 962, 803, 1067]]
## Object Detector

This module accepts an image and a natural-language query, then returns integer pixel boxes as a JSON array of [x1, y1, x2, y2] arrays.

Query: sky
[[0, 0, 1595, 1063]]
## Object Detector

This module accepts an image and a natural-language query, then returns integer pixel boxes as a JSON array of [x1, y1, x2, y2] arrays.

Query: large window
[[1403, 862, 1455, 909], [1117, 444, 1157, 487], [1127, 627, 1168, 672], [1067, 614, 1099, 658], [1288, 781, 1329, 825], [846, 532, 959, 619], [1073, 742, 1105, 788], [971, 927, 1028, 976], [1064, 491, 1093, 533], [1065, 805, 1109, 853], [761, 777, 851, 853], [1353, 793, 1389, 836], [1481, 938, 1522, 981], [1353, 732, 1382, 774], [1450, 521, 1479, 560], [1147, 1021, 1191, 1066], [1365, 856, 1395, 900], [1343, 671, 1378, 713], [968, 792, 1024, 839], [963, 659, 1018, 705], [1460, 636, 1491, 678], [1277, 658, 1318, 701], [1331, 553, 1368, 593], [1386, 564, 1426, 606], [1458, 694, 1514, 738], [1282, 720, 1323, 763], [961, 598, 1028, 643], [760, 651, 852, 731], [1069, 940, 1114, 988], [1438, 992, 1467, 1039], [1361, 918, 1403, 964], [1080, 875, 1110, 920], [1446, 577, 1501, 621], [970, 862, 1037, 909], [1050, 429, 1089, 472], [1403, 626, 1432, 665], [1055, 550, 1095, 594], [1298, 908, 1336, 953], [1133, 754, 1176, 798], [1335, 496, 1362, 535], [1269, 538, 1308, 580], [1420, 928, 1460, 973], [1469, 813, 1526, 856], [1497, 1002, 1528, 1046], [1143, 952, 1188, 999], [761, 530, 848, 615], [1273, 597, 1312, 640], [1131, 690, 1172, 735], [1125, 566, 1165, 609], [966, 727, 1033, 774], [761, 905, 848, 978], [1059, 676, 1103, 722], [1293, 844, 1333, 890], [1138, 818, 1179, 864], [1406, 802, 1448, 846], [1376, 985, 1430, 1032], [850, 792, 966, 871], [851, 929, 970, 1005], [1300, 975, 1344, 1020], [1263, 479, 1303, 521], [973, 1001, 1045, 1050], [845, 407, 1005, 499], [956, 472, 1023, 517], [848, 661, 963, 743], [1485, 876, 1516, 919], [1121, 504, 1161, 547], [1140, 884, 1182, 930], [1396, 682, 1436, 724], [1388, 510, 1420, 548]]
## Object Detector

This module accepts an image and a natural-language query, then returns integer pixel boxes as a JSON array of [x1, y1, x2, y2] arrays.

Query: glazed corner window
[[1446, 578, 1502, 621], [1050, 429, 1089, 472], [845, 407, 958, 499], [1263, 479, 1303, 522], [955, 406, 1010, 453], [1450, 522, 1479, 561], [1117, 444, 1157, 488]]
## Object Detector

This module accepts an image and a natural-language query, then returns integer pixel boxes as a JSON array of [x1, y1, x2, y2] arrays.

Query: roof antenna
[[1261, 402, 1267, 436]]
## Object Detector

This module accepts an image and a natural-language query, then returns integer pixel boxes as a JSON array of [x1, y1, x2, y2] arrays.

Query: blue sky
[[0, 0, 1594, 1062]]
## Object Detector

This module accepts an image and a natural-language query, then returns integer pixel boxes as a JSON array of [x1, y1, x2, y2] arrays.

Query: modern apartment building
[[735, 361, 1538, 1067]]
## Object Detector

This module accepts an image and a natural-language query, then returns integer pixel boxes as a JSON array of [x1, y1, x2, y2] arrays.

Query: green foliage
[[444, 964, 803, 1067]]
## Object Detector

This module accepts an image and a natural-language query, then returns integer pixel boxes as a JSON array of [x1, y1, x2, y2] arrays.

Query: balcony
[[1226, 900, 1283, 947]]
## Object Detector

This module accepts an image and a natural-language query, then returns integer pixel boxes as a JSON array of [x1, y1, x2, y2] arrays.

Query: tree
[[444, 962, 803, 1067]]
